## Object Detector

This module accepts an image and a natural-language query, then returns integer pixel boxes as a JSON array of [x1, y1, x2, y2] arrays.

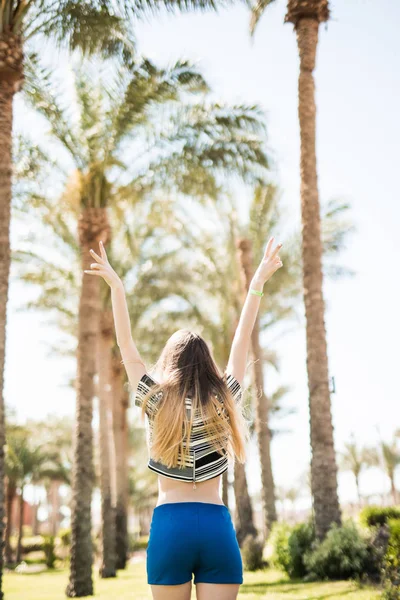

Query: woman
[[85, 235, 283, 600]]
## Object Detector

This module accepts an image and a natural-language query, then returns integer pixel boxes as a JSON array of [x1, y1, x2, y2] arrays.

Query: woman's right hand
[[253, 236, 283, 285]]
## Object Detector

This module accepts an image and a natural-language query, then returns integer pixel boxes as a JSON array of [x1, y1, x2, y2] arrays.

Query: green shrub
[[241, 534, 265, 571], [304, 521, 369, 581], [43, 536, 57, 569], [382, 519, 400, 600], [363, 523, 391, 583], [270, 521, 292, 574], [360, 506, 400, 528], [287, 521, 316, 578]]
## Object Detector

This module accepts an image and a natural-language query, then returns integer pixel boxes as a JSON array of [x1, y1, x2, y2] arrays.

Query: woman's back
[[134, 371, 243, 506]]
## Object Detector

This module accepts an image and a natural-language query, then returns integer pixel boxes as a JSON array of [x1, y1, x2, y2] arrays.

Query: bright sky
[[5, 0, 400, 509]]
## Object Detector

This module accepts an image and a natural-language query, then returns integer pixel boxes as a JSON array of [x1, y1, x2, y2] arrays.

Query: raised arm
[[226, 236, 283, 386], [84, 241, 146, 391]]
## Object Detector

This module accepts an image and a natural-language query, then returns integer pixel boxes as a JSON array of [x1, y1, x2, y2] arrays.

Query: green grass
[[3, 560, 382, 600]]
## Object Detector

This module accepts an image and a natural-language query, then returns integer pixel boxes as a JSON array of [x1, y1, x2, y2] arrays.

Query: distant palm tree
[[367, 439, 400, 505], [339, 436, 372, 506], [249, 0, 341, 539], [5, 426, 60, 563]]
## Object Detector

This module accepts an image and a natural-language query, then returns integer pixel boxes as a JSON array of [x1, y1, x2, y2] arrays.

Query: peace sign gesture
[[253, 236, 283, 284], [84, 241, 122, 289]]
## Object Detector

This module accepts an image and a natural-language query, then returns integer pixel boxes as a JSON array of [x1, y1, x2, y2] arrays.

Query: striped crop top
[[134, 372, 243, 486]]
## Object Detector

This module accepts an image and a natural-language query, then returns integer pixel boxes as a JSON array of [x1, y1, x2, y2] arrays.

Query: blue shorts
[[147, 501, 243, 585]]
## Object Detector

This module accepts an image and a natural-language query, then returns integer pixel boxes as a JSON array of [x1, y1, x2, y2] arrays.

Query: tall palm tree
[[339, 436, 371, 506], [0, 6, 133, 590], [249, 0, 341, 539]]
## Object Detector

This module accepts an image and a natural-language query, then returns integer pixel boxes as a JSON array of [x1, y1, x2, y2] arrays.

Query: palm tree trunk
[[66, 208, 109, 597], [48, 480, 61, 537], [237, 238, 277, 538], [4, 480, 16, 564], [111, 356, 129, 570], [233, 460, 257, 546], [97, 308, 117, 578], [16, 486, 24, 564], [32, 500, 40, 536], [285, 3, 341, 539], [389, 474, 398, 505], [355, 474, 362, 507], [0, 35, 23, 592]]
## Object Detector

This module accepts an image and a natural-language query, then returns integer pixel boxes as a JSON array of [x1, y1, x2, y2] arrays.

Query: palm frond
[[123, 0, 233, 18], [23, 53, 84, 166], [24, 1, 135, 64], [321, 198, 357, 280], [109, 58, 209, 150], [249, 0, 277, 36], [134, 102, 269, 198], [248, 183, 280, 262]]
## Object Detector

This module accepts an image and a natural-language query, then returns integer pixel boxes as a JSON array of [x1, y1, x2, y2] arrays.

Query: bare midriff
[[155, 473, 225, 507]]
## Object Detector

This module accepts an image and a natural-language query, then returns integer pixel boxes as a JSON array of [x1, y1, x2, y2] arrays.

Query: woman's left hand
[[84, 241, 122, 289]]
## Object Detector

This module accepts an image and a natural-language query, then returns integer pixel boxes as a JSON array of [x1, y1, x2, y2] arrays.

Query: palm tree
[[0, 6, 134, 590], [249, 0, 341, 539], [5, 426, 60, 563], [367, 439, 400, 505], [23, 416, 73, 538], [339, 436, 371, 506]]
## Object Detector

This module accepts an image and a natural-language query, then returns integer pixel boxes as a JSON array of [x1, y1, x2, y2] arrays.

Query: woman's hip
[[147, 501, 243, 585]]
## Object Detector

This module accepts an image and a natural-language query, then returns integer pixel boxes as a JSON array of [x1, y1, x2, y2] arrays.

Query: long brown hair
[[139, 329, 249, 468]]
